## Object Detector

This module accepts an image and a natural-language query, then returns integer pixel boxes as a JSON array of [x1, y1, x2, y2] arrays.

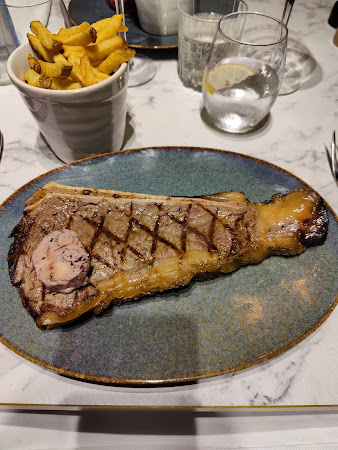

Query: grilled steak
[[7, 182, 329, 328]]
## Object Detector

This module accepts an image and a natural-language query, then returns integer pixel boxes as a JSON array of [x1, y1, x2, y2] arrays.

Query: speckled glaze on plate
[[0, 147, 337, 385], [68, 0, 178, 49]]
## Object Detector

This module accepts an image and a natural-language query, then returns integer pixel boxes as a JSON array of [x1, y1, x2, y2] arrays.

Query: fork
[[59, 0, 73, 28], [114, 0, 127, 41], [0, 131, 3, 164], [281, 0, 295, 26], [325, 131, 338, 184]]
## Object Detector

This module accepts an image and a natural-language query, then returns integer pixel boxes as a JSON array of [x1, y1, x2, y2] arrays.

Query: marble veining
[[0, 0, 337, 408]]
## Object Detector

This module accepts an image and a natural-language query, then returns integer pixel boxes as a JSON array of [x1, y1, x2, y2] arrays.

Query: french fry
[[27, 33, 55, 62], [91, 17, 109, 32], [119, 23, 129, 33], [57, 27, 97, 46], [80, 54, 97, 86], [92, 14, 127, 44], [24, 69, 52, 89], [38, 60, 73, 79], [27, 53, 41, 73], [51, 78, 82, 90], [90, 59, 105, 68], [98, 48, 135, 74], [25, 14, 135, 90], [66, 53, 85, 86], [62, 45, 87, 60], [56, 22, 91, 38], [92, 67, 110, 83], [69, 64, 85, 86], [66, 53, 81, 65], [30, 21, 62, 53], [53, 52, 68, 64], [85, 35, 128, 61], [91, 14, 124, 32], [63, 35, 127, 62]]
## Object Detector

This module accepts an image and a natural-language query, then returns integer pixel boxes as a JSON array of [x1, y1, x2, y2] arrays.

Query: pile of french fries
[[24, 14, 135, 90]]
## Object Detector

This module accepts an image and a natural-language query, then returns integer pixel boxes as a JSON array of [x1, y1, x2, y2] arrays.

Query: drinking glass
[[0, 0, 52, 85], [178, 0, 247, 92], [202, 12, 288, 133]]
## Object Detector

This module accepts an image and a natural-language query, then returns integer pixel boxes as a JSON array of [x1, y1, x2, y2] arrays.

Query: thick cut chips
[[24, 15, 135, 90]]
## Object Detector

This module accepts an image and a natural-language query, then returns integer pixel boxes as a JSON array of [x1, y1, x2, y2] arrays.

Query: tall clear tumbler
[[178, 0, 247, 92], [202, 12, 288, 133]]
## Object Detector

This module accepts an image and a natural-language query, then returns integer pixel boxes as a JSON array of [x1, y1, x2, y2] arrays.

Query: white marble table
[[1, 0, 338, 447]]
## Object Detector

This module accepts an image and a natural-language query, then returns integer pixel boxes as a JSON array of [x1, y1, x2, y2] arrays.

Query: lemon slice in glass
[[203, 63, 255, 95]]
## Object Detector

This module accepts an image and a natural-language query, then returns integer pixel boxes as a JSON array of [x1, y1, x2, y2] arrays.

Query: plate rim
[[1, 146, 337, 386], [1, 146, 337, 215]]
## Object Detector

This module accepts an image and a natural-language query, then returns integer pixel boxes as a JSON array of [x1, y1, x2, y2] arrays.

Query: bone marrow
[[7, 182, 329, 328]]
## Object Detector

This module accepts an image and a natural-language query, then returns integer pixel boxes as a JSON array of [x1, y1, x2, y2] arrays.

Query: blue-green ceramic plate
[[0, 148, 337, 385], [68, 0, 178, 49]]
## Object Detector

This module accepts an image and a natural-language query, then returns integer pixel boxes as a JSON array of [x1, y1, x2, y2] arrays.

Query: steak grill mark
[[81, 200, 234, 270]]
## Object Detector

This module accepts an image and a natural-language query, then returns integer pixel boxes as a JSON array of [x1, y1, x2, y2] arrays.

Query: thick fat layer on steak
[[7, 182, 329, 328]]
